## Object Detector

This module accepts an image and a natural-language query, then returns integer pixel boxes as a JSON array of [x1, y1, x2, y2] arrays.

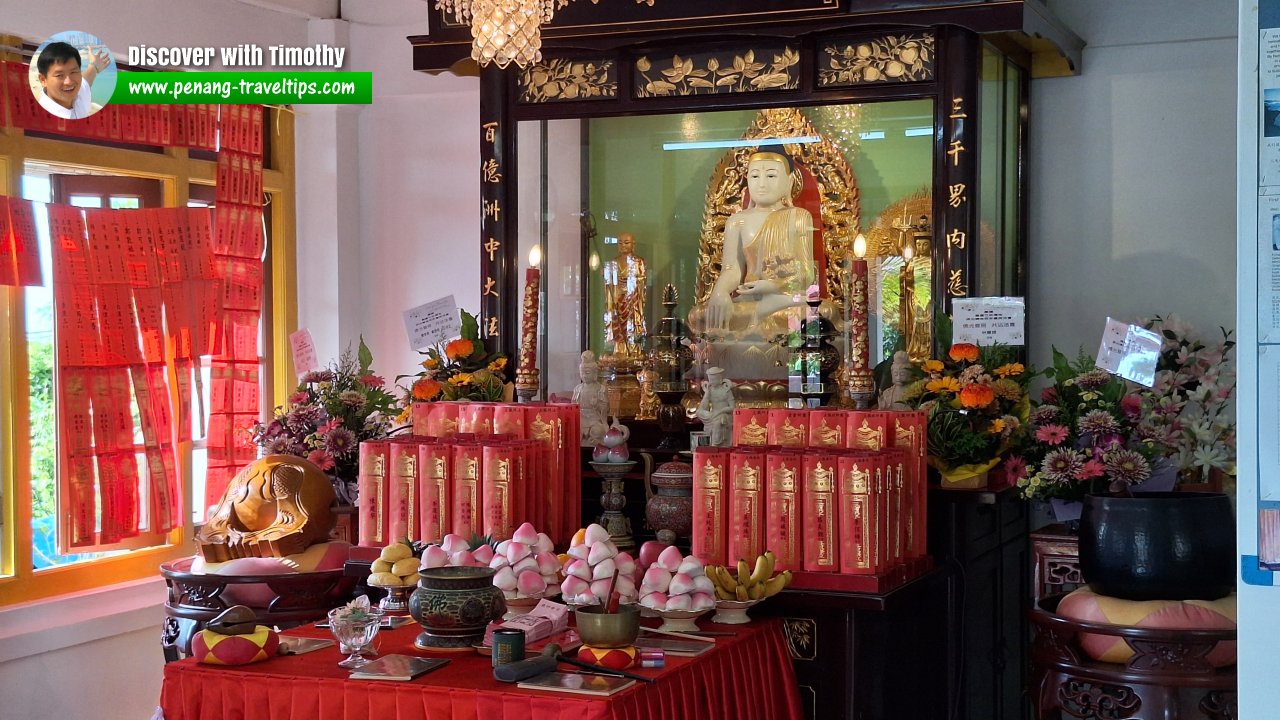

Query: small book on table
[[348, 654, 450, 681], [517, 671, 636, 696]]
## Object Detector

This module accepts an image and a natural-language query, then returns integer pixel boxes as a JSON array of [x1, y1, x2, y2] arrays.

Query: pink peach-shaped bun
[[584, 524, 611, 545], [489, 553, 509, 569], [421, 545, 450, 569], [441, 534, 469, 554], [512, 556, 539, 576], [495, 539, 511, 556], [493, 565, 518, 591], [517, 570, 546, 596], [592, 557, 618, 581], [614, 552, 637, 577], [669, 572, 695, 596], [589, 578, 614, 598], [561, 574, 590, 598], [567, 544, 591, 561], [535, 551, 560, 575], [506, 541, 532, 564], [513, 522, 539, 545], [640, 591, 668, 610], [643, 566, 673, 592], [451, 550, 477, 567], [693, 574, 715, 595], [657, 545, 684, 572], [665, 593, 692, 611], [472, 544, 495, 564], [568, 558, 593, 581], [587, 541, 618, 565], [691, 592, 716, 611], [534, 533, 554, 555], [676, 557, 705, 577], [615, 576, 637, 600], [575, 590, 599, 606]]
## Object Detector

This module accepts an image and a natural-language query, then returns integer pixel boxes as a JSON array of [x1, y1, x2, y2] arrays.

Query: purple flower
[[1075, 369, 1112, 390], [324, 427, 357, 455], [1041, 448, 1084, 483], [1031, 405, 1061, 425], [1077, 409, 1120, 436], [339, 390, 367, 409], [1102, 447, 1151, 484]]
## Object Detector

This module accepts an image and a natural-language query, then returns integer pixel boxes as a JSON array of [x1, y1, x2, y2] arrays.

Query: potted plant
[[250, 338, 400, 504], [905, 342, 1032, 488], [398, 309, 511, 405]]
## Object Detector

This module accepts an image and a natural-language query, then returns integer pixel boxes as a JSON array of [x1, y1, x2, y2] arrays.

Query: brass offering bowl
[[574, 603, 640, 648]]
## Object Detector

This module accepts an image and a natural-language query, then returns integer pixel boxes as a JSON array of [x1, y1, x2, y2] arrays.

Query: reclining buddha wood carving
[[196, 455, 336, 561]]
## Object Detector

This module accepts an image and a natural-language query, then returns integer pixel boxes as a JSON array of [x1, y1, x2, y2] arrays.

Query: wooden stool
[[1028, 594, 1237, 719]]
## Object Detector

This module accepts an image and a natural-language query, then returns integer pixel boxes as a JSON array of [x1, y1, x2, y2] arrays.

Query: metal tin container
[[491, 628, 526, 667]]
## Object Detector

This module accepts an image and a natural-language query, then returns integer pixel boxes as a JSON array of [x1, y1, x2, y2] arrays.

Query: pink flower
[[288, 391, 310, 405], [1040, 386, 1058, 403], [319, 418, 342, 434], [1003, 456, 1028, 482], [1074, 459, 1105, 481], [1035, 424, 1069, 446], [1120, 394, 1142, 420], [360, 374, 385, 388], [307, 449, 336, 471]]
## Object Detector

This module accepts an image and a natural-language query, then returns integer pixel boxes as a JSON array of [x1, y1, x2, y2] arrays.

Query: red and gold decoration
[[0, 195, 41, 286], [844, 233, 875, 407], [516, 245, 541, 401]]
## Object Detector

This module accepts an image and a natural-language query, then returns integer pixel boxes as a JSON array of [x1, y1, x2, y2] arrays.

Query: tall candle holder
[[646, 284, 693, 450], [589, 460, 637, 550], [845, 233, 876, 408]]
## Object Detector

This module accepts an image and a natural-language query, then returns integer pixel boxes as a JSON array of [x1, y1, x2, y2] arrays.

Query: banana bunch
[[707, 550, 793, 602]]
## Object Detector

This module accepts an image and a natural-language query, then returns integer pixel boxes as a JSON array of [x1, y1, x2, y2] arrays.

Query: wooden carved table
[[1028, 594, 1237, 720], [1031, 523, 1083, 604]]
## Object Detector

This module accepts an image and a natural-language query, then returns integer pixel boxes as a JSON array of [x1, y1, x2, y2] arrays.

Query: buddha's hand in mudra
[[734, 279, 781, 297], [706, 290, 736, 330]]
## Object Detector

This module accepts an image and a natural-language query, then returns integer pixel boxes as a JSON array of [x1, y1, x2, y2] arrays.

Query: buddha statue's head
[[745, 151, 796, 209], [890, 350, 912, 385], [579, 349, 600, 383], [617, 231, 636, 255]]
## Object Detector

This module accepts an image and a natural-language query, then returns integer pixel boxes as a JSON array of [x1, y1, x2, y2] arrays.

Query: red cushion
[[577, 644, 637, 670], [1057, 586, 1236, 667], [192, 626, 279, 665], [189, 542, 350, 606]]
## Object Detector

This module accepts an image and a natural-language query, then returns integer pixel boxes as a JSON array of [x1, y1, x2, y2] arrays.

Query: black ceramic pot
[[1079, 492, 1235, 601]]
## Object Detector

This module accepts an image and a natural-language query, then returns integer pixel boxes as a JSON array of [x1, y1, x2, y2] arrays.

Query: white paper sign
[[1095, 317, 1161, 387], [952, 297, 1026, 346], [289, 328, 318, 378], [403, 295, 460, 350]]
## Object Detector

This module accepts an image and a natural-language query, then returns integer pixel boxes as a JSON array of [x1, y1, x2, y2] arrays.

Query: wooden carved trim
[[633, 46, 799, 98], [817, 32, 935, 87], [519, 57, 618, 104]]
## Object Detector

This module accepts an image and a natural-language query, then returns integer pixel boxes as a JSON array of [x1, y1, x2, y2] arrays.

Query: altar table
[[160, 616, 803, 720]]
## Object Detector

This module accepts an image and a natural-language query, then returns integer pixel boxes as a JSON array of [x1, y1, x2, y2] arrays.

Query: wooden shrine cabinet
[[408, 4, 1079, 719]]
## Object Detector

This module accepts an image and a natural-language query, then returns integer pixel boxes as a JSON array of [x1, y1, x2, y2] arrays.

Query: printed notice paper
[[403, 295, 460, 350], [952, 297, 1025, 346], [1095, 318, 1161, 388], [289, 328, 318, 377]]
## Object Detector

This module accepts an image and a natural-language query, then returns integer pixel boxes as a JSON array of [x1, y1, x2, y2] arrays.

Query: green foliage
[[28, 340, 56, 522], [357, 335, 374, 374]]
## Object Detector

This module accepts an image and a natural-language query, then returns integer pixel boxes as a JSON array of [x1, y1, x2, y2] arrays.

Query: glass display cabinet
[[410, 5, 1082, 718], [411, 1, 1081, 415]]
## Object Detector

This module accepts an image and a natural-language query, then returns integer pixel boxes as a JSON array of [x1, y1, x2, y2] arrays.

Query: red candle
[[850, 257, 870, 372], [518, 266, 540, 373]]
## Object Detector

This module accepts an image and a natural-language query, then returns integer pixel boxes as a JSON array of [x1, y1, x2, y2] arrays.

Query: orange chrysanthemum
[[994, 362, 1025, 378], [412, 378, 443, 400], [948, 343, 980, 363], [921, 359, 945, 374], [959, 383, 995, 409], [445, 338, 475, 361], [926, 377, 961, 394]]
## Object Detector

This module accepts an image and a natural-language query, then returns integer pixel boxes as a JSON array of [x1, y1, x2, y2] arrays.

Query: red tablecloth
[[161, 616, 803, 720]]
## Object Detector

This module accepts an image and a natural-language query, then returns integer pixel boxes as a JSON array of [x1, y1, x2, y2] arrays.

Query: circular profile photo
[[29, 31, 117, 120]]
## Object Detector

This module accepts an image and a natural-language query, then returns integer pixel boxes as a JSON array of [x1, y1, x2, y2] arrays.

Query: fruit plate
[[655, 608, 710, 633], [366, 580, 414, 615], [711, 599, 760, 625]]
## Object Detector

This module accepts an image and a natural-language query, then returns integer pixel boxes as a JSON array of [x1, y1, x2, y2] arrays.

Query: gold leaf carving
[[694, 108, 860, 315], [818, 33, 934, 87], [635, 46, 798, 98], [519, 57, 617, 104]]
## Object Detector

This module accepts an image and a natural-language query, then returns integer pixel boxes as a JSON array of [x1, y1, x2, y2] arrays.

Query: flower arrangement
[[250, 338, 400, 501], [399, 310, 510, 408], [905, 342, 1032, 484], [1135, 314, 1236, 483], [1012, 348, 1165, 503]]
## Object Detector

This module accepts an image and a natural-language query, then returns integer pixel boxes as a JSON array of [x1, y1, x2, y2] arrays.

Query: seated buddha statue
[[691, 150, 816, 340]]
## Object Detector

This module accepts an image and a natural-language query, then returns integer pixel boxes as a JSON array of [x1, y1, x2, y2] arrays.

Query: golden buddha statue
[[603, 231, 648, 360], [691, 151, 816, 339]]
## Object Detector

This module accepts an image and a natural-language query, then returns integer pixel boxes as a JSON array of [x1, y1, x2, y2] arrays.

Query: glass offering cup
[[327, 607, 384, 668]]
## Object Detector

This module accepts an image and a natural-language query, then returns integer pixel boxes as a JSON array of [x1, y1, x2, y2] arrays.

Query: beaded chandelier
[[436, 0, 656, 69]]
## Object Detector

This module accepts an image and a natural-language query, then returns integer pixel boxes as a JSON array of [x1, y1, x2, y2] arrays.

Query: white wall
[[1030, 0, 1238, 369]]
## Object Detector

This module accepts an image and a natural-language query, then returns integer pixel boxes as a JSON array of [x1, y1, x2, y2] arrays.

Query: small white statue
[[572, 350, 610, 446], [878, 350, 914, 410], [696, 366, 736, 447]]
